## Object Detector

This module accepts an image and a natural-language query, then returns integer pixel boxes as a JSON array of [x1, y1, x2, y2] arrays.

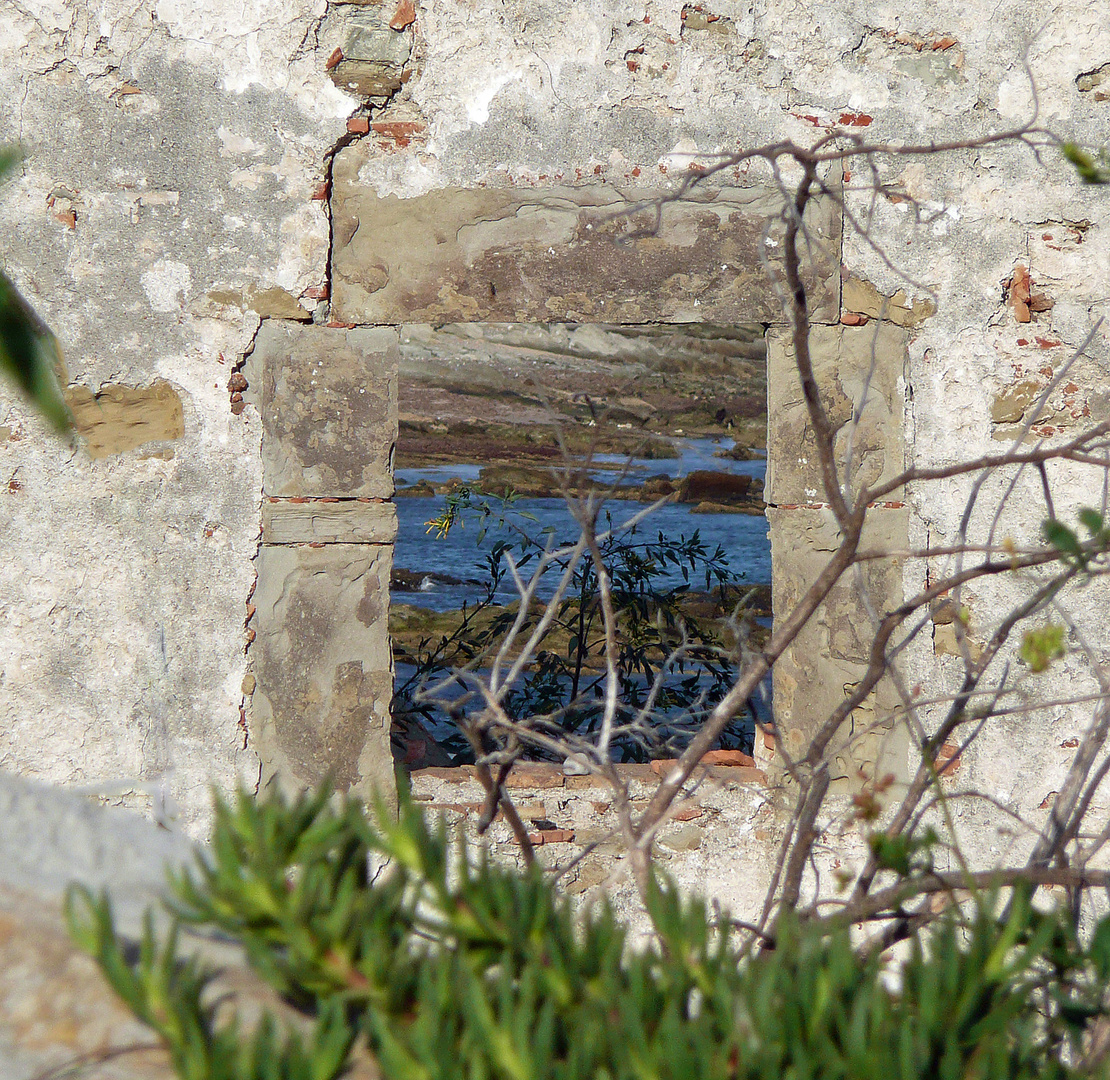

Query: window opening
[[389, 322, 770, 768]]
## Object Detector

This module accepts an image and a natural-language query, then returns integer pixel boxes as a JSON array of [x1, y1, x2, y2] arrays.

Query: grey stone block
[[0, 772, 381, 1080], [0, 771, 191, 923], [766, 323, 907, 506], [259, 323, 398, 498], [253, 545, 395, 803], [261, 500, 398, 544], [768, 505, 909, 786]]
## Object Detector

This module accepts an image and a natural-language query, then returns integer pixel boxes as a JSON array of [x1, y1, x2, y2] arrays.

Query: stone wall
[[0, 0, 1107, 901]]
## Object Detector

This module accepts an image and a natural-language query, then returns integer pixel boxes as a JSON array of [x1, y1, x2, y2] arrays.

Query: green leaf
[[0, 271, 71, 433], [1089, 916, 1110, 980], [1020, 623, 1066, 673], [1078, 507, 1105, 536], [1042, 519, 1082, 559], [0, 148, 71, 434], [1063, 142, 1110, 184]]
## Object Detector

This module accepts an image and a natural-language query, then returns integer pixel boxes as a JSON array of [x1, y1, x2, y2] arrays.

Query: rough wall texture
[[330, 169, 840, 324], [0, 0, 352, 833], [0, 0, 1107, 921]]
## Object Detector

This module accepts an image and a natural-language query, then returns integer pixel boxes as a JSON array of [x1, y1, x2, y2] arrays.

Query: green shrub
[[68, 787, 1110, 1080]]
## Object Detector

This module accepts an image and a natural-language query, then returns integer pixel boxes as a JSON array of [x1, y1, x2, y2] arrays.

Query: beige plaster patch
[[64, 380, 185, 458]]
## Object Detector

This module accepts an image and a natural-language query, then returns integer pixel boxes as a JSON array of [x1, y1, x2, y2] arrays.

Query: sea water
[[393, 438, 770, 613]]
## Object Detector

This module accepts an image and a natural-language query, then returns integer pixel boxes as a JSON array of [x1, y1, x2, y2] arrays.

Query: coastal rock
[[391, 568, 469, 591], [714, 443, 762, 461], [678, 470, 756, 505], [690, 500, 765, 515]]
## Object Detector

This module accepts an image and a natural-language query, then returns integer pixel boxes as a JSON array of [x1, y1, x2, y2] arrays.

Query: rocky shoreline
[[396, 464, 766, 515], [395, 321, 767, 470], [389, 584, 774, 665]]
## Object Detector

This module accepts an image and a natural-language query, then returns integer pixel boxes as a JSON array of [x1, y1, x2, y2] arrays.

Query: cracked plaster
[[0, 0, 1106, 880]]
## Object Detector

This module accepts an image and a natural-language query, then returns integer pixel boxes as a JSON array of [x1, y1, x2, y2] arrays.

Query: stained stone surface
[[330, 154, 841, 326], [766, 323, 908, 507], [259, 323, 399, 499], [252, 544, 394, 803], [767, 505, 910, 787], [261, 500, 398, 545], [64, 380, 186, 459]]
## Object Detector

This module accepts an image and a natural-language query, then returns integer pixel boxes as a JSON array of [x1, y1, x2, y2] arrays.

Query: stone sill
[[405, 758, 774, 872], [409, 761, 767, 791]]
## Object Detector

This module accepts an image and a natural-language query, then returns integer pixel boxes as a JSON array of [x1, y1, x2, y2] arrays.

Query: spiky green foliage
[[65, 887, 354, 1080], [68, 789, 1110, 1080], [0, 146, 71, 433], [1063, 143, 1110, 185]]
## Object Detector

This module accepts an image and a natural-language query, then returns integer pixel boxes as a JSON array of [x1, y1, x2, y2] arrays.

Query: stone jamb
[[252, 166, 913, 802]]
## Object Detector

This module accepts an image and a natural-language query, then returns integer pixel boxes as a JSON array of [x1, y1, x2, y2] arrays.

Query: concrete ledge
[[409, 760, 767, 791], [0, 772, 189, 1077], [0, 772, 381, 1080]]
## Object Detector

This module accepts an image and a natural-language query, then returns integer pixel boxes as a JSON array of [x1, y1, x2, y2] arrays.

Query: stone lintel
[[330, 148, 840, 325], [261, 500, 398, 544]]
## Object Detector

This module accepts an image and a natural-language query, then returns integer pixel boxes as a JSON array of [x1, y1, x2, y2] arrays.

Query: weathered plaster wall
[[0, 0, 352, 832], [0, 0, 1108, 913]]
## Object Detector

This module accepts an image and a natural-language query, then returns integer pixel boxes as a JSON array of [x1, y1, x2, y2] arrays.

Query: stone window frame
[[247, 164, 910, 803]]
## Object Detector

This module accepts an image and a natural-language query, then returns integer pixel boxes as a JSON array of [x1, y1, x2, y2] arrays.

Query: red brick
[[389, 0, 416, 29], [935, 740, 961, 777], [673, 806, 704, 821], [346, 117, 370, 135], [840, 312, 868, 326], [371, 120, 426, 139], [701, 749, 756, 767], [425, 802, 481, 817], [704, 765, 767, 784], [524, 828, 575, 845], [504, 765, 565, 789], [411, 766, 477, 782], [652, 750, 756, 776], [615, 764, 656, 781]]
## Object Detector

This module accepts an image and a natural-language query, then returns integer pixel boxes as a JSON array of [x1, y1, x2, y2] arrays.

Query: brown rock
[[678, 470, 753, 504], [389, 0, 416, 30]]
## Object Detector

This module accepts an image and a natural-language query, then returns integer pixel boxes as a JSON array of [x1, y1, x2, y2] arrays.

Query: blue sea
[[393, 438, 770, 612]]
